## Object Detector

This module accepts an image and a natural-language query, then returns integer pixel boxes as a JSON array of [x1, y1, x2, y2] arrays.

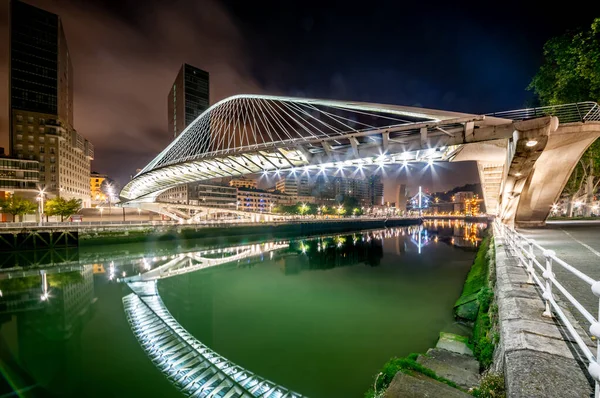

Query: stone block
[[454, 299, 479, 321], [384, 372, 471, 398], [505, 350, 592, 398], [436, 333, 474, 356], [417, 353, 480, 389]]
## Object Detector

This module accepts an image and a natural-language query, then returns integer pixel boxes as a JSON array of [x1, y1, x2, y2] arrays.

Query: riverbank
[[369, 226, 503, 397], [0, 217, 421, 249], [423, 215, 493, 223]]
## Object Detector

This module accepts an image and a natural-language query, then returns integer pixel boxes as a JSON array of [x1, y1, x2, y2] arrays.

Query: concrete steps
[[417, 348, 480, 390], [384, 333, 481, 397], [384, 372, 472, 398]]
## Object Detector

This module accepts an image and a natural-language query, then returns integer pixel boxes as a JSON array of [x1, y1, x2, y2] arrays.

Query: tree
[[528, 18, 600, 105], [298, 202, 310, 216], [0, 195, 37, 222], [529, 18, 600, 216], [45, 197, 82, 222]]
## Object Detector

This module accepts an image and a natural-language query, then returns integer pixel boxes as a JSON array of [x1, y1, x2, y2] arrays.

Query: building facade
[[157, 184, 189, 204], [312, 174, 383, 206], [237, 187, 292, 213], [229, 177, 257, 189], [188, 183, 237, 208], [90, 172, 107, 206], [167, 63, 210, 140], [275, 175, 310, 197], [9, 0, 92, 207], [0, 147, 40, 222]]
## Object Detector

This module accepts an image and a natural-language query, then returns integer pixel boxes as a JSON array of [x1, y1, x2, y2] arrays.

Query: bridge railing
[[488, 101, 600, 123], [495, 220, 600, 397]]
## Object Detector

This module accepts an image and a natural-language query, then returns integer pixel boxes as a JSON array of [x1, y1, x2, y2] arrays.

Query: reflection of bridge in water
[[119, 224, 489, 398], [124, 281, 304, 398], [121, 241, 307, 398], [120, 230, 403, 398]]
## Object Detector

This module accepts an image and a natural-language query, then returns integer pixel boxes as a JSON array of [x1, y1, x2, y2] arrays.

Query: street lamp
[[99, 207, 104, 219], [37, 188, 45, 226]]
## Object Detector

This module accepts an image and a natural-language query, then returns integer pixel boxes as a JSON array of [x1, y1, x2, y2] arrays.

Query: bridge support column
[[499, 116, 557, 226], [515, 122, 600, 227]]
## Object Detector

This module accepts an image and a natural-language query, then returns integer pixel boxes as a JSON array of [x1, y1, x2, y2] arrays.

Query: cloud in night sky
[[1, 0, 598, 201], [0, 0, 261, 186]]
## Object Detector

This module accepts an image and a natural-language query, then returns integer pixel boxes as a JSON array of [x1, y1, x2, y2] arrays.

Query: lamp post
[[99, 207, 104, 220], [37, 188, 45, 226]]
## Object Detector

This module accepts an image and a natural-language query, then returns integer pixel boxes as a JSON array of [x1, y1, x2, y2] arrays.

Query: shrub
[[470, 372, 505, 397]]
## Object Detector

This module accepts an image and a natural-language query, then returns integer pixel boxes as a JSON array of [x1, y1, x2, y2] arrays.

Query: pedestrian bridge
[[120, 96, 600, 226]]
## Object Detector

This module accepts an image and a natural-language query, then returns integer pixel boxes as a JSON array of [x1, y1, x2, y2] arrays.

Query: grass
[[473, 288, 494, 368], [470, 372, 506, 397], [456, 235, 490, 302], [364, 355, 460, 398]]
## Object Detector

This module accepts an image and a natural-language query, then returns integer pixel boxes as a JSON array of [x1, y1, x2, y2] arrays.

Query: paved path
[[518, 221, 600, 329]]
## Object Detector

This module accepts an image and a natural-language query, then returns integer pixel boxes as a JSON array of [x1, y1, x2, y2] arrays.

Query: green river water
[[0, 220, 486, 398]]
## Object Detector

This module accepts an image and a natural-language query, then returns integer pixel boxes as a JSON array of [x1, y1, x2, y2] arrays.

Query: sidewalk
[[493, 230, 593, 397]]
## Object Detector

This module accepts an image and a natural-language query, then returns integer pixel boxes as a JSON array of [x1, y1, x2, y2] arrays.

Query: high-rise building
[[167, 63, 210, 140], [9, 0, 93, 206], [275, 175, 310, 197], [396, 184, 408, 213], [312, 174, 384, 206], [368, 175, 384, 206]]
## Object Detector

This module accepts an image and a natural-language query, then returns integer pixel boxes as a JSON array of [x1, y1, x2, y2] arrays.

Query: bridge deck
[[123, 281, 305, 398]]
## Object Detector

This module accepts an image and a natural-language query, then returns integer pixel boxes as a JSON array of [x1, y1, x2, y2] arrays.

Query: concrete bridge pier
[[498, 116, 556, 226], [515, 122, 600, 227], [455, 118, 600, 227]]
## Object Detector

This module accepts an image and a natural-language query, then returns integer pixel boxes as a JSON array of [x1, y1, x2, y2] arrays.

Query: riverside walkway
[[518, 220, 600, 329], [497, 220, 600, 397]]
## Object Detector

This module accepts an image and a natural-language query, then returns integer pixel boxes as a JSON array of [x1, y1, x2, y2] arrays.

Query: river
[[0, 220, 486, 397]]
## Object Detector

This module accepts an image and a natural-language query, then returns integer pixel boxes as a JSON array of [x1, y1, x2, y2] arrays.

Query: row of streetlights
[[261, 158, 437, 177]]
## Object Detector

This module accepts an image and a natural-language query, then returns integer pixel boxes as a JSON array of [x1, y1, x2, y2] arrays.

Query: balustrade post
[[527, 240, 535, 284], [588, 282, 600, 397], [542, 250, 555, 318], [516, 239, 524, 267]]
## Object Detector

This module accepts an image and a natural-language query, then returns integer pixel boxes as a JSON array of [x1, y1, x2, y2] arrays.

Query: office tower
[[9, 0, 93, 206], [167, 64, 210, 140]]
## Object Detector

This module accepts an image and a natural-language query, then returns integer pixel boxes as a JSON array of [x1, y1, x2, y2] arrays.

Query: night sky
[[1, 0, 599, 199]]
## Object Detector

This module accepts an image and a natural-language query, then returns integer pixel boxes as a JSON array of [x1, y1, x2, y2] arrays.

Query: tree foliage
[[45, 197, 82, 222], [528, 18, 600, 105], [529, 18, 600, 215], [272, 197, 365, 216], [0, 195, 37, 222]]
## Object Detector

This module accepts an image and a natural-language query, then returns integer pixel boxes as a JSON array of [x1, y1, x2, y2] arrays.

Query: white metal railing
[[495, 220, 600, 397]]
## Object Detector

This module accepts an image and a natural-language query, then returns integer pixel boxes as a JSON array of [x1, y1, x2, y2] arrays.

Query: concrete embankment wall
[[492, 227, 593, 397], [75, 218, 420, 246]]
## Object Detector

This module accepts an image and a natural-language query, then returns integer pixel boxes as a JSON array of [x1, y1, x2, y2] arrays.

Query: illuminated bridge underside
[[123, 242, 288, 282], [124, 281, 305, 398], [121, 95, 514, 201]]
